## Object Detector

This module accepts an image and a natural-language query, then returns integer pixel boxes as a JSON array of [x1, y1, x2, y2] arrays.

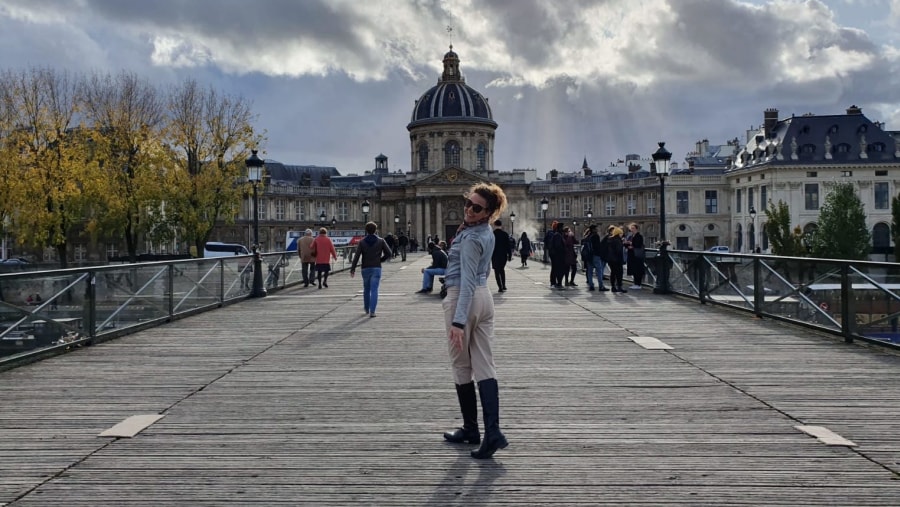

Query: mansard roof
[[264, 160, 340, 186], [731, 107, 899, 171]]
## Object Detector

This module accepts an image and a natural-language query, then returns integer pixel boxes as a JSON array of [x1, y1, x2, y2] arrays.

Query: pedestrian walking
[[311, 227, 337, 288], [517, 232, 532, 268], [349, 222, 393, 317], [491, 219, 512, 292], [441, 182, 510, 459], [298, 229, 315, 287]]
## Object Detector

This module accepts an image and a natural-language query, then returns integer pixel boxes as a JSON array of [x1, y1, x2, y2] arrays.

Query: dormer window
[[801, 144, 816, 154], [869, 142, 886, 152], [828, 125, 839, 134], [801, 125, 811, 135], [857, 124, 868, 134], [836, 143, 851, 153]]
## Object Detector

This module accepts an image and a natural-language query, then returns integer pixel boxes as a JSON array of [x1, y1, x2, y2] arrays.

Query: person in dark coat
[[517, 232, 532, 268], [491, 220, 513, 292], [563, 226, 578, 287], [606, 225, 627, 293], [624, 223, 646, 289], [548, 221, 567, 289]]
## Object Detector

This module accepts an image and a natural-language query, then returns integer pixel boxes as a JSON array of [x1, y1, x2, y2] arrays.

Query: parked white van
[[203, 242, 250, 258]]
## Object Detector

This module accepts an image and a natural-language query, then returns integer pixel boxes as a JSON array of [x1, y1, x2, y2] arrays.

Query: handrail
[[649, 249, 900, 349], [0, 246, 356, 370]]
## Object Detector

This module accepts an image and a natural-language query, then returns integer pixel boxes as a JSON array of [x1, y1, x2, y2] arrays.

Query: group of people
[[578, 223, 645, 293], [542, 221, 645, 293]]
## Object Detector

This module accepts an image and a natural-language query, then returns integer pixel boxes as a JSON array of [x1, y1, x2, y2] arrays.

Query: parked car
[[707, 246, 730, 253], [0, 257, 30, 265]]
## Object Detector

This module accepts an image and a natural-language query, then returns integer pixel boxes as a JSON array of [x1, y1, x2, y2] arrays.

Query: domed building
[[408, 45, 498, 175], [368, 46, 530, 241]]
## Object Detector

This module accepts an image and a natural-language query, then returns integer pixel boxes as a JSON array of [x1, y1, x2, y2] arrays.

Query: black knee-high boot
[[443, 382, 480, 444], [471, 378, 508, 459]]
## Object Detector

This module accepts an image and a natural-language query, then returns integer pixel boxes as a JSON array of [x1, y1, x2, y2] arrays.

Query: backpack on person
[[580, 237, 594, 263]]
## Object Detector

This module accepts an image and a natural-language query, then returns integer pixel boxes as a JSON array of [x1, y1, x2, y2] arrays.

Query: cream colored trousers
[[442, 285, 496, 384]]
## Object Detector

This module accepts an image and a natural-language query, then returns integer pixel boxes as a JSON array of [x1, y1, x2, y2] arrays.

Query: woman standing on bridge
[[441, 182, 509, 459]]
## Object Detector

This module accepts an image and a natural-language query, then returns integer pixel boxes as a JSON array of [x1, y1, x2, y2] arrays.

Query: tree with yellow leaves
[[164, 78, 263, 257], [1, 67, 102, 268], [81, 70, 168, 262]]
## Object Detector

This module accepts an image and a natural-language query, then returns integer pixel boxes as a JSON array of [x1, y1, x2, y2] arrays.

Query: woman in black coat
[[605, 225, 627, 293], [517, 232, 532, 267], [624, 223, 645, 288]]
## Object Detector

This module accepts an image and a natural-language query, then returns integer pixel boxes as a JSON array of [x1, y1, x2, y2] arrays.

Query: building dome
[[408, 46, 496, 129]]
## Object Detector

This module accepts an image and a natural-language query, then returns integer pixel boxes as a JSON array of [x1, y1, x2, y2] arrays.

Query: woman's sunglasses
[[464, 198, 486, 214]]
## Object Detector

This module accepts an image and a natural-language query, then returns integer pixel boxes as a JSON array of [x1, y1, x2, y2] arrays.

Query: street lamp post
[[510, 211, 516, 236], [361, 199, 370, 223], [586, 207, 593, 225], [319, 210, 326, 226], [748, 205, 757, 252], [651, 141, 672, 294], [245, 149, 267, 298], [394, 215, 400, 235], [540, 197, 549, 262]]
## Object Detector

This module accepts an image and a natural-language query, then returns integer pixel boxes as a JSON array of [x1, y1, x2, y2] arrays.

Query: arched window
[[873, 222, 891, 254], [476, 142, 487, 171], [748, 222, 756, 252], [417, 143, 429, 172], [735, 223, 743, 252], [444, 140, 461, 167], [762, 223, 769, 251]]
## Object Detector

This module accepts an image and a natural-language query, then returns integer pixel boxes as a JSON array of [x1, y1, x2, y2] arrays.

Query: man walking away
[[350, 222, 393, 317], [492, 220, 513, 292], [298, 229, 315, 287], [398, 232, 409, 261]]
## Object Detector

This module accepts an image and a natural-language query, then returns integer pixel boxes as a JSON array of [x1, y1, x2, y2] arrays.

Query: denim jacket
[[443, 222, 494, 327]]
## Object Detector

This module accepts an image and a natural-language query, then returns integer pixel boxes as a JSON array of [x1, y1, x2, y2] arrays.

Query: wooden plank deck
[[2, 254, 900, 505]]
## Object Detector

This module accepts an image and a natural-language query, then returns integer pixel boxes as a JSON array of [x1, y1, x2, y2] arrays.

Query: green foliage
[[807, 182, 871, 260], [763, 200, 805, 256]]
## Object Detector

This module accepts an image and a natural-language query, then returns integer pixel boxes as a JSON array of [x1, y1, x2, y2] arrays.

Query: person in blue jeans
[[582, 224, 608, 291], [350, 222, 393, 318], [417, 242, 448, 293]]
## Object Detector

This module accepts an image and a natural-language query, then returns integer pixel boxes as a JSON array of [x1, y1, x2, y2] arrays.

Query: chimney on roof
[[582, 157, 592, 177], [550, 169, 558, 182], [846, 105, 863, 115], [763, 108, 778, 137]]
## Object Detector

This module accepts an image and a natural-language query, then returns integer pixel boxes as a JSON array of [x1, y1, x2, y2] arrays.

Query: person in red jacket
[[311, 227, 338, 288]]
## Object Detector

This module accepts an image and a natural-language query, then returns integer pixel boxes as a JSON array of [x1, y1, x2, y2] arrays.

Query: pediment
[[416, 167, 485, 186]]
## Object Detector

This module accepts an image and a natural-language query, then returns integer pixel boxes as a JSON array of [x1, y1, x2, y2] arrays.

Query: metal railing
[[0, 246, 356, 369], [648, 249, 900, 349]]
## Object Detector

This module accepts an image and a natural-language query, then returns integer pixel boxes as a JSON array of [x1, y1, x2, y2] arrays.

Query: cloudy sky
[[1, 0, 899, 176]]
